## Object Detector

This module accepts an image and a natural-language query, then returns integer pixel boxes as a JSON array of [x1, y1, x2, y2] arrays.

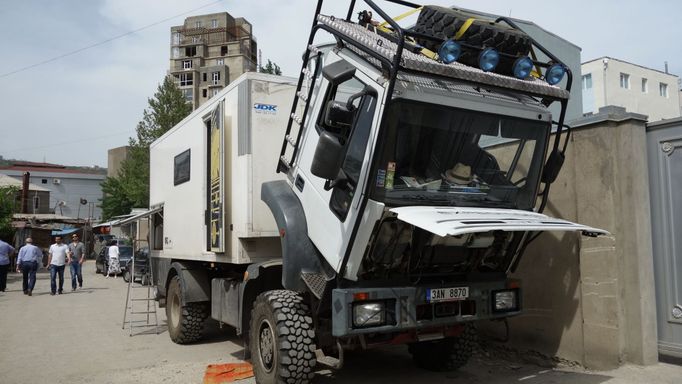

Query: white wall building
[[0, 162, 105, 220], [581, 57, 680, 122]]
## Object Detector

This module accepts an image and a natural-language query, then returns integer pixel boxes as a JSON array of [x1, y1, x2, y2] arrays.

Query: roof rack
[[317, 14, 569, 101]]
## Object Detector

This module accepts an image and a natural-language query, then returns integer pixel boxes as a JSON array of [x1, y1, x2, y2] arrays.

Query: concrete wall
[[482, 106, 658, 369], [107, 146, 129, 178], [582, 58, 681, 122]]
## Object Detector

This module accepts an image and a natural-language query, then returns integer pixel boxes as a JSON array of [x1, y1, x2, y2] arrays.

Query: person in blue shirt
[[0, 238, 16, 292], [16, 238, 43, 296]]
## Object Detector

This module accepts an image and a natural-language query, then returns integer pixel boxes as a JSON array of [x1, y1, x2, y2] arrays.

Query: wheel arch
[[261, 180, 322, 292], [166, 261, 211, 307], [239, 260, 284, 336]]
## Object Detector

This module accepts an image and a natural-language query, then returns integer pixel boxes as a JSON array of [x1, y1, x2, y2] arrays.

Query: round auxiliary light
[[512, 56, 533, 79], [546, 63, 566, 85], [437, 40, 462, 64], [478, 48, 499, 72]]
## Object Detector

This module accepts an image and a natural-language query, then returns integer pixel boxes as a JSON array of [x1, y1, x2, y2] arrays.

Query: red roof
[[0, 162, 105, 175]]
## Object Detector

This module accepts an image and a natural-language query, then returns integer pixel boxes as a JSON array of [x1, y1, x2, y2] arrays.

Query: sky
[[0, 0, 680, 168]]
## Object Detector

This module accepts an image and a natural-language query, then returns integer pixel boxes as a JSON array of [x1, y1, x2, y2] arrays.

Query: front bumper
[[331, 282, 521, 337]]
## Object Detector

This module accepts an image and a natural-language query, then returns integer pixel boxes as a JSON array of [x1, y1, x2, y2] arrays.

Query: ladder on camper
[[122, 254, 159, 336]]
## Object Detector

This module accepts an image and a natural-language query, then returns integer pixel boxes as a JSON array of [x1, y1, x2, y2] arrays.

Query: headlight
[[493, 290, 518, 312], [353, 302, 385, 327]]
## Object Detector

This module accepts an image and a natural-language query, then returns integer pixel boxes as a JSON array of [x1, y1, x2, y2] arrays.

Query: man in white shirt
[[48, 236, 70, 295]]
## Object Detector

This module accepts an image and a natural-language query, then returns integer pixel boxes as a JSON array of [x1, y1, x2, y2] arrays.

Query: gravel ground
[[1, 265, 680, 384]]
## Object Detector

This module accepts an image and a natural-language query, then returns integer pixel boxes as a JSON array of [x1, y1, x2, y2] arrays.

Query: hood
[[389, 206, 609, 237]]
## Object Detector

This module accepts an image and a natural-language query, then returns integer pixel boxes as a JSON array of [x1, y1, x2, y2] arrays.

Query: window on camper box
[[174, 149, 191, 185]]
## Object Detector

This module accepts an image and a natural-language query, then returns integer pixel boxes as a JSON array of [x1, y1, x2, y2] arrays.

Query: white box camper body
[[149, 73, 298, 265]]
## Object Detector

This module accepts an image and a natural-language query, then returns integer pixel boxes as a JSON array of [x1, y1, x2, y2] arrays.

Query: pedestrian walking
[[47, 236, 70, 295], [16, 238, 42, 296], [106, 239, 121, 278], [68, 233, 85, 291], [0, 237, 16, 292]]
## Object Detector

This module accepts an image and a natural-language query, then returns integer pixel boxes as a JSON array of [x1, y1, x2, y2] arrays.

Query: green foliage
[[100, 76, 192, 220], [0, 186, 18, 240], [260, 59, 282, 76]]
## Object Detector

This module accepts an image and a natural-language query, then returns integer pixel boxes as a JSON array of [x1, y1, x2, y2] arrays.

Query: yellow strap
[[421, 47, 438, 60], [529, 48, 541, 78], [377, 6, 423, 32], [453, 18, 476, 40]]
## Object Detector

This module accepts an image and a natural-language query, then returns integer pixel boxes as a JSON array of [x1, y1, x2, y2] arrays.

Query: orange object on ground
[[203, 362, 254, 383]]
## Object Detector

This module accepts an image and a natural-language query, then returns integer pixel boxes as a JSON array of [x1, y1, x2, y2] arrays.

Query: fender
[[261, 180, 321, 292], [167, 261, 211, 305]]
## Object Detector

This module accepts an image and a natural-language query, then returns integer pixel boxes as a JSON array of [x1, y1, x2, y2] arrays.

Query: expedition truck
[[149, 1, 607, 383]]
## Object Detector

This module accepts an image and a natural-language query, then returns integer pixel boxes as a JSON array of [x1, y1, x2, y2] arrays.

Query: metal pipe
[[21, 172, 30, 213]]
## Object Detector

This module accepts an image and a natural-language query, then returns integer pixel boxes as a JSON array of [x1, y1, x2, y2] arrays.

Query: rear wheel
[[408, 323, 477, 371], [166, 275, 208, 344], [249, 290, 316, 384]]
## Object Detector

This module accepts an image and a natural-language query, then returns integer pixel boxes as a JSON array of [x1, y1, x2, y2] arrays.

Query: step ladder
[[122, 255, 159, 336]]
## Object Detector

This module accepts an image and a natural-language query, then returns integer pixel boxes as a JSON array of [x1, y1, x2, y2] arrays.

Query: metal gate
[[647, 117, 682, 358]]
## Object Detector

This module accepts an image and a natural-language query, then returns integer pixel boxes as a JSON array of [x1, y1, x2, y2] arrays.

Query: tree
[[0, 186, 18, 241], [100, 76, 192, 219], [260, 59, 282, 75]]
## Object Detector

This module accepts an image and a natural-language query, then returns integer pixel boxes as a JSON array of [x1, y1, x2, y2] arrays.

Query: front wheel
[[123, 270, 131, 282], [408, 323, 477, 371], [166, 275, 208, 344], [249, 290, 317, 384]]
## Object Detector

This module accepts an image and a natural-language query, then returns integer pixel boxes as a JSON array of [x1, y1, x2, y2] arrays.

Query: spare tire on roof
[[412, 6, 532, 76]]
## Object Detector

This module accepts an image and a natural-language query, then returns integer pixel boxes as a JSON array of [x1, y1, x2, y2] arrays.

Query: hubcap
[[169, 290, 180, 329], [258, 319, 275, 373]]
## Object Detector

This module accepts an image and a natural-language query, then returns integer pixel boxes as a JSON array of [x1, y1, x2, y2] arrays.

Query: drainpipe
[[21, 172, 30, 213]]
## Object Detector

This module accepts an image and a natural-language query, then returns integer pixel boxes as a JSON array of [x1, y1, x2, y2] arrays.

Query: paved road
[[0, 266, 680, 384]]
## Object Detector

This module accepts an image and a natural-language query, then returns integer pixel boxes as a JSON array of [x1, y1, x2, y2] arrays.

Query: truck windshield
[[370, 99, 549, 210]]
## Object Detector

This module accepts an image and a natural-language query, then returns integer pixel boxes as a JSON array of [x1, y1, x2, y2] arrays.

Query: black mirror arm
[[324, 169, 348, 191]]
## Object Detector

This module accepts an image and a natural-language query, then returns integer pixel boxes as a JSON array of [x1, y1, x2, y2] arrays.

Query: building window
[[660, 83, 669, 97], [172, 47, 179, 59], [216, 58, 224, 65], [212, 72, 220, 85], [174, 149, 191, 186], [182, 88, 193, 103], [211, 88, 220, 97], [581, 74, 592, 90], [194, 21, 201, 28], [211, 19, 218, 28], [185, 46, 196, 57], [173, 32, 180, 45], [202, 89, 207, 98], [192, 36, 200, 44], [41, 179, 47, 184], [179, 73, 193, 86], [202, 73, 207, 82], [641, 78, 648, 93], [619, 73, 630, 89], [220, 46, 228, 56], [183, 60, 192, 69]]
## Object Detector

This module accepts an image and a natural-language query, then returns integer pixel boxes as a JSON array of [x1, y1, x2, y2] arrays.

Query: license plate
[[427, 287, 469, 303]]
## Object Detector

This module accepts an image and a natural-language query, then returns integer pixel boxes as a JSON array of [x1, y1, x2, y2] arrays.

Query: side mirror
[[311, 131, 344, 181], [541, 149, 565, 184], [324, 100, 354, 132]]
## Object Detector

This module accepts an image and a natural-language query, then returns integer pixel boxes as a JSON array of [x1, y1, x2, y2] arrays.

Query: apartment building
[[582, 57, 680, 122], [170, 12, 258, 109]]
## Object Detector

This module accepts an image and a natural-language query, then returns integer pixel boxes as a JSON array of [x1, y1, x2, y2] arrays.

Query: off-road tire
[[166, 275, 209, 344], [408, 323, 477, 371], [413, 6, 530, 74], [249, 290, 316, 384]]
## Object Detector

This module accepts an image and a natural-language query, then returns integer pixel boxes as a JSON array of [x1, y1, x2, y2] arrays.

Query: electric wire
[[0, 0, 224, 78]]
